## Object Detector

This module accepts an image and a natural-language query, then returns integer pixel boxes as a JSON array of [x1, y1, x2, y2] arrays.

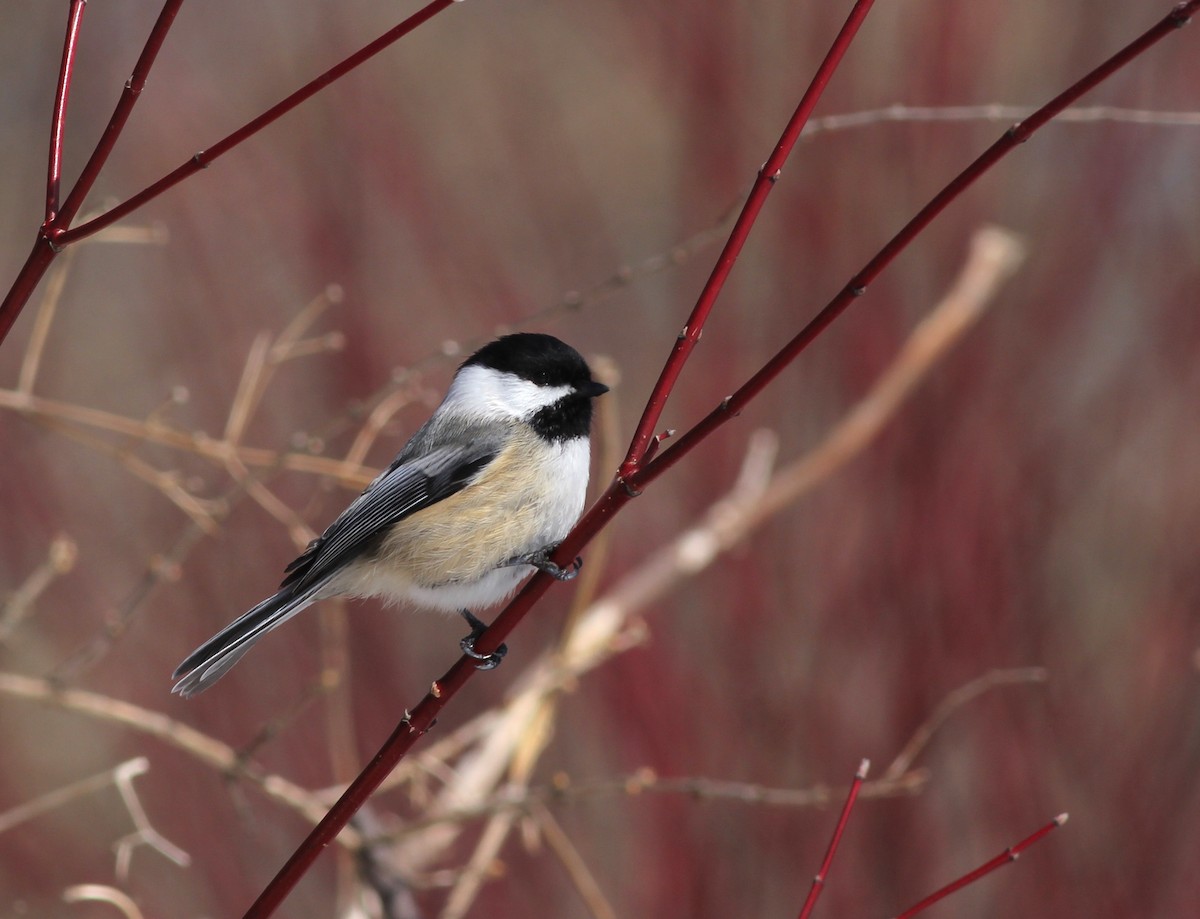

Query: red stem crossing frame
[[242, 3, 1196, 915]]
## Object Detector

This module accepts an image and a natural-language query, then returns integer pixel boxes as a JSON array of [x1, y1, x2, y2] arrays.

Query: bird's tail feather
[[171, 586, 320, 697]]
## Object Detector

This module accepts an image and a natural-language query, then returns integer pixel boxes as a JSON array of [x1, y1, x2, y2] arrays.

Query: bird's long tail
[[171, 586, 320, 697]]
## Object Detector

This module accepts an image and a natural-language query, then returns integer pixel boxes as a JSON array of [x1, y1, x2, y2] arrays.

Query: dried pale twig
[[439, 808, 516, 919], [17, 222, 168, 396], [62, 885, 145, 919], [0, 757, 188, 878], [17, 248, 76, 395], [35, 418, 224, 534], [386, 768, 926, 841], [0, 671, 357, 845], [530, 804, 617, 919], [580, 227, 1024, 641], [0, 388, 378, 490], [801, 102, 1200, 140], [0, 757, 146, 836], [881, 666, 1049, 781], [110, 759, 191, 877], [0, 533, 76, 642]]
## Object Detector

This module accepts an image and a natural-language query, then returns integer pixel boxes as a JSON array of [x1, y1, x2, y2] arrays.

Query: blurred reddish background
[[1, 2, 1198, 917]]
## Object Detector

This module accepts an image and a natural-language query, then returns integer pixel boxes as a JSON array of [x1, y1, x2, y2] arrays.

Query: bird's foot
[[518, 547, 583, 582], [459, 609, 507, 670]]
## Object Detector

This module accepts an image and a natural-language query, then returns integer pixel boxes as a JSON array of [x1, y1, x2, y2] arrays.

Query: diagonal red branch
[[797, 760, 869, 919], [893, 814, 1068, 918], [629, 0, 1200, 493], [54, 0, 457, 248], [619, 0, 877, 481], [45, 0, 88, 225], [55, 0, 186, 230]]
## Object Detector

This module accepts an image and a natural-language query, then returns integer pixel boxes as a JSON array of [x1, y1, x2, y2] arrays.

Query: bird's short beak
[[580, 380, 609, 398]]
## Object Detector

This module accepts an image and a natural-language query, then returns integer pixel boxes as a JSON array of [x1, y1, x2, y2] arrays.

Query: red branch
[[619, 0, 877, 480], [238, 4, 1195, 915], [0, 0, 458, 347], [893, 814, 1069, 918], [55, 0, 186, 230], [631, 0, 1200, 493], [797, 759, 869, 919], [54, 0, 457, 247], [45, 0, 88, 224]]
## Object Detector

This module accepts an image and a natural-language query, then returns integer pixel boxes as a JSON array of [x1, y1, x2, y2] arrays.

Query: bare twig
[[881, 667, 1049, 782], [57, 0, 460, 248], [17, 248, 76, 395], [0, 757, 189, 878], [803, 102, 1200, 139], [0, 757, 147, 836], [63, 885, 145, 919], [892, 814, 1069, 918], [797, 760, 869, 919], [0, 388, 377, 490], [0, 534, 77, 643], [532, 805, 618, 919], [621, 0, 878, 475], [111, 759, 191, 877], [387, 769, 927, 840], [0, 671, 356, 844], [439, 808, 517, 919]]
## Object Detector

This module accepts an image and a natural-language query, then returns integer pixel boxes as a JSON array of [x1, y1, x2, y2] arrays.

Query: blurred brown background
[[2, 1, 1198, 917]]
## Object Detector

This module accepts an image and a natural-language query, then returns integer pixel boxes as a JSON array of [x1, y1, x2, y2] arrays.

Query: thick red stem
[[619, 0, 877, 480]]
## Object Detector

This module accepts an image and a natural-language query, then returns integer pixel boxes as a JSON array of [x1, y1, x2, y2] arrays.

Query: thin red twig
[[892, 814, 1069, 918], [0, 0, 458, 347], [619, 0, 877, 482], [46, 0, 88, 224], [1, 0, 186, 346], [797, 759, 869, 919], [55, 0, 457, 248], [55, 0, 186, 230]]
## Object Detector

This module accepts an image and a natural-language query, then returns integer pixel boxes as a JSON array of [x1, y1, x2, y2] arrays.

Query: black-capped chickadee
[[172, 333, 608, 697]]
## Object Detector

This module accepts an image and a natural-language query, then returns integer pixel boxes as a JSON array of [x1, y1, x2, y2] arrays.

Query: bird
[[172, 333, 608, 697]]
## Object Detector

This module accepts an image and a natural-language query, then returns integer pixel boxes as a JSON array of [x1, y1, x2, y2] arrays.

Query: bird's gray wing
[[279, 440, 498, 594]]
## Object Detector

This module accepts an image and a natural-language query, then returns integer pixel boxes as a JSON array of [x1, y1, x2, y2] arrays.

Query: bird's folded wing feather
[[279, 442, 498, 593]]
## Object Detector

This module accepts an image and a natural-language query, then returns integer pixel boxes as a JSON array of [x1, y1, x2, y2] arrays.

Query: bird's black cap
[[464, 333, 604, 393]]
